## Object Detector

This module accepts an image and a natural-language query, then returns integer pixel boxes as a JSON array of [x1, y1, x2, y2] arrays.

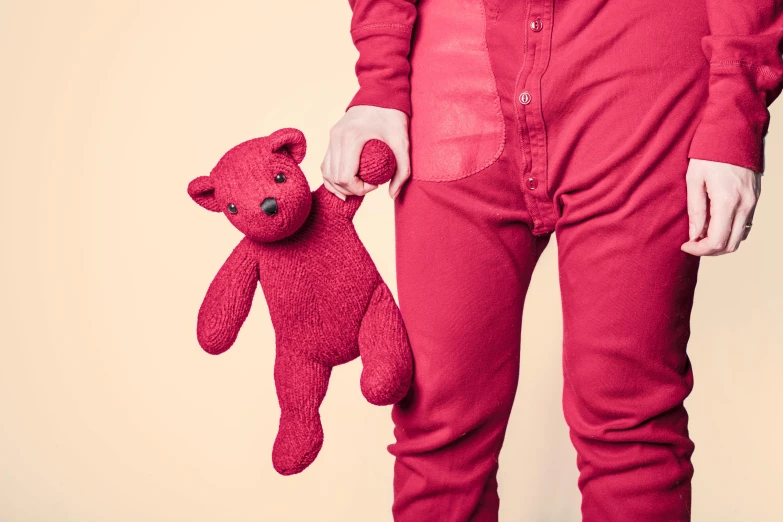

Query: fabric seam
[[351, 23, 412, 37], [709, 60, 779, 80]]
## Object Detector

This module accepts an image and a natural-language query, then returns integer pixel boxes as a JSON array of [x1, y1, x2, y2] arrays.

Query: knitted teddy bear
[[187, 128, 413, 475]]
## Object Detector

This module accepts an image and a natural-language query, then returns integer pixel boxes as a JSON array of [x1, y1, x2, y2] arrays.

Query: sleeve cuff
[[346, 29, 413, 117], [688, 65, 771, 173]]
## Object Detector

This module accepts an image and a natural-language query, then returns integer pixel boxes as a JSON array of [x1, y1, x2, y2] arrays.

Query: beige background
[[1, 1, 781, 521]]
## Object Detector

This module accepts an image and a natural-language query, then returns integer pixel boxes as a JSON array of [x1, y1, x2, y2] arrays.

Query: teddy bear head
[[188, 128, 312, 242]]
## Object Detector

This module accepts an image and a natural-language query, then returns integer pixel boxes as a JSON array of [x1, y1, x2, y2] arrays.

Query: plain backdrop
[[1, 1, 781, 521]]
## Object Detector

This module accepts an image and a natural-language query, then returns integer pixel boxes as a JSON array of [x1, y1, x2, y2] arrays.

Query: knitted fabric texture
[[187, 128, 413, 475]]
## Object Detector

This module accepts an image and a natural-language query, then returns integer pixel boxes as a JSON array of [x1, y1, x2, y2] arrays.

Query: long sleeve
[[687, 1, 783, 173], [346, 0, 418, 116]]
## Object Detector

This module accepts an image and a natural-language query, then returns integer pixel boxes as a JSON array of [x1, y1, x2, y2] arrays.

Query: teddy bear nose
[[260, 197, 278, 216]]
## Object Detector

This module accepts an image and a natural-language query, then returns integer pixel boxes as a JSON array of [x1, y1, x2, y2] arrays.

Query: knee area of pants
[[392, 393, 514, 455], [563, 367, 691, 438], [390, 416, 508, 460], [563, 355, 691, 427], [563, 395, 692, 448]]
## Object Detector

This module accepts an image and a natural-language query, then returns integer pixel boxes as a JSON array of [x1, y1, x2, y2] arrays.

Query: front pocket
[[409, 0, 505, 182]]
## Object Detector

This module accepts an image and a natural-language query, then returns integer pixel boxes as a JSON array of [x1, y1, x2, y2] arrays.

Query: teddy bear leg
[[358, 282, 414, 406], [272, 352, 332, 475]]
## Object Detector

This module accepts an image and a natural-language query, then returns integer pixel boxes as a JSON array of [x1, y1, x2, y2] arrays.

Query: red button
[[530, 18, 543, 32], [519, 91, 532, 105], [528, 177, 538, 190]]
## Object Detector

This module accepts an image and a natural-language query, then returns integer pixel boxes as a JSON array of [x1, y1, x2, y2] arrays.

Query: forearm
[[687, 0, 783, 173], [346, 0, 418, 116]]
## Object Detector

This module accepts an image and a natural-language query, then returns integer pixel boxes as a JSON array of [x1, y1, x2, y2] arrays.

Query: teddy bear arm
[[314, 184, 364, 221], [196, 240, 259, 355]]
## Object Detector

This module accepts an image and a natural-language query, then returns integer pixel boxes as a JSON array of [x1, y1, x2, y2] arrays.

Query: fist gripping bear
[[187, 128, 413, 475]]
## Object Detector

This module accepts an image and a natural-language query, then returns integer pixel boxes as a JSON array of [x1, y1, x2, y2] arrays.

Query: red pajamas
[[346, 0, 783, 520]]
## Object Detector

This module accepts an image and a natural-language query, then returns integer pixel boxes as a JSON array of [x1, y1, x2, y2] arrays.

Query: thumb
[[389, 139, 411, 199], [686, 168, 707, 241]]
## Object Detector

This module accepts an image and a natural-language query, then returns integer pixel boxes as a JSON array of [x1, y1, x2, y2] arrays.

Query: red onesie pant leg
[[556, 198, 700, 522], [388, 2, 546, 518], [390, 158, 548, 522], [544, 2, 710, 520]]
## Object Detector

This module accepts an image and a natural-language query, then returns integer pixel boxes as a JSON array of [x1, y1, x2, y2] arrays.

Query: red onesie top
[[345, 0, 783, 174]]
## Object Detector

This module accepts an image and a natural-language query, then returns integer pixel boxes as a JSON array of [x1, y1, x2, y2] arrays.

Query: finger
[[321, 146, 351, 199], [686, 166, 708, 241], [323, 178, 347, 201], [726, 203, 752, 252], [388, 136, 411, 199], [742, 172, 762, 241], [682, 191, 735, 256], [702, 191, 736, 255], [329, 134, 342, 192], [336, 137, 371, 196], [754, 171, 763, 199], [741, 200, 758, 242], [360, 181, 379, 195]]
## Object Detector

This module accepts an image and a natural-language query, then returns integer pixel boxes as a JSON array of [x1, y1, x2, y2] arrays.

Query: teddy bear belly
[[266, 288, 376, 366], [258, 236, 381, 366]]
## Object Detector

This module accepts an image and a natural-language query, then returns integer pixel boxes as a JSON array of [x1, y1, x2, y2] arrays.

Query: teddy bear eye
[[274, 172, 286, 183], [227, 203, 238, 214]]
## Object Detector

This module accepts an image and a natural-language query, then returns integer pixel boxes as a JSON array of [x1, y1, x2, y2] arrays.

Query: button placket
[[518, 12, 539, 195], [516, 2, 558, 235]]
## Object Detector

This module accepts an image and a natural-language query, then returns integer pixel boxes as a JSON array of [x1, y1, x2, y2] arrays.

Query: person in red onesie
[[321, 1, 783, 521]]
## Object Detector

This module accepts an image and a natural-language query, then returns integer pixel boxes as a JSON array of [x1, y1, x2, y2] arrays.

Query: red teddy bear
[[187, 128, 413, 475]]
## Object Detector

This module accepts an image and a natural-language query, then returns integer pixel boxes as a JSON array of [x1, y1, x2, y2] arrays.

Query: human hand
[[321, 105, 410, 201], [681, 158, 762, 256]]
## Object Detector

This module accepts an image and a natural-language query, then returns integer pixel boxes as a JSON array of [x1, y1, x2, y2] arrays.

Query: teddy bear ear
[[187, 176, 222, 212], [268, 127, 307, 164]]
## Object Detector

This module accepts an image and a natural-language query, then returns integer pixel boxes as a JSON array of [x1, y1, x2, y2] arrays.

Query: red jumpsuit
[[346, 1, 783, 521]]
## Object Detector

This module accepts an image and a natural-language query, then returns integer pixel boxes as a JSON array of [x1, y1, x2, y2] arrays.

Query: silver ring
[[742, 222, 753, 241]]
